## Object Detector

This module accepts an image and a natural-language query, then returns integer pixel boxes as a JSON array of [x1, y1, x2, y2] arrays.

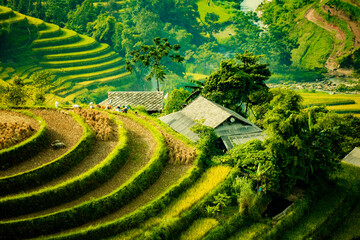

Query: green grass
[[279, 162, 360, 239], [196, 0, 233, 24], [114, 165, 231, 239], [55, 71, 130, 98], [180, 218, 219, 240], [49, 57, 124, 76], [40, 51, 118, 68], [43, 43, 110, 61], [229, 223, 270, 240], [301, 92, 360, 114], [32, 35, 98, 54], [0, 6, 15, 20], [25, 15, 45, 28], [291, 21, 333, 70], [58, 64, 126, 82], [38, 23, 62, 39], [32, 29, 79, 48], [0, 67, 15, 80], [0, 116, 128, 218], [0, 12, 26, 25], [330, 201, 360, 239], [316, 5, 355, 53]]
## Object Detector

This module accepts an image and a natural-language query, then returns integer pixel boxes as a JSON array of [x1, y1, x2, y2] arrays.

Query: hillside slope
[[0, 6, 134, 104], [261, 0, 360, 77]]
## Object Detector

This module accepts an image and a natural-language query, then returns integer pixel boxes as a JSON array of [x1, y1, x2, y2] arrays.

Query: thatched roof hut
[[159, 96, 264, 149]]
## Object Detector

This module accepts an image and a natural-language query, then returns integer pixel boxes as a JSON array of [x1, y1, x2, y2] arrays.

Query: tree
[[66, 0, 97, 34], [193, 42, 224, 74], [202, 51, 271, 116], [205, 12, 221, 36], [31, 0, 45, 19], [126, 37, 184, 91], [184, 78, 204, 103], [6, 75, 28, 106], [87, 14, 116, 45], [45, 0, 68, 27], [163, 88, 190, 114], [261, 90, 343, 194], [31, 70, 55, 104]]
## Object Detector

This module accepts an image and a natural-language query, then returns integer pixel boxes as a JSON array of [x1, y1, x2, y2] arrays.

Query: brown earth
[[6, 114, 119, 198], [305, 3, 360, 76], [9, 113, 155, 220], [0, 109, 83, 178], [305, 7, 346, 72]]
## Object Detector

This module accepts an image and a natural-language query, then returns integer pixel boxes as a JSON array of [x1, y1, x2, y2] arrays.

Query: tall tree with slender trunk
[[126, 37, 184, 91]]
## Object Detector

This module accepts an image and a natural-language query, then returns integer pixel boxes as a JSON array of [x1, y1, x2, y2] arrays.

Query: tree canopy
[[126, 37, 184, 91], [202, 51, 271, 116]]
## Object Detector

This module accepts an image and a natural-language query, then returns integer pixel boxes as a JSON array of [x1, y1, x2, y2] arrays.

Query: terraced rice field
[[301, 92, 360, 115], [0, 107, 359, 239], [0, 6, 133, 103], [0, 108, 222, 239]]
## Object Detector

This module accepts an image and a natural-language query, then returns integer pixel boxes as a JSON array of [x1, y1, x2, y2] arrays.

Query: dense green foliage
[[126, 37, 184, 91], [202, 51, 271, 116], [163, 88, 190, 114]]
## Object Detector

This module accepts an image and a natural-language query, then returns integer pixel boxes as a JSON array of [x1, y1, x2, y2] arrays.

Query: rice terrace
[[1, 0, 360, 239]]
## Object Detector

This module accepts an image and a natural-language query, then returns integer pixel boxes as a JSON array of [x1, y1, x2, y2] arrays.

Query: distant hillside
[[260, 0, 360, 77], [0, 6, 136, 105]]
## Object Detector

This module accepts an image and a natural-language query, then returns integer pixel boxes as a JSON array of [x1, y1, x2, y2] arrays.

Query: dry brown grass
[[0, 122, 35, 150], [74, 109, 115, 141], [162, 132, 196, 165], [0, 109, 82, 178]]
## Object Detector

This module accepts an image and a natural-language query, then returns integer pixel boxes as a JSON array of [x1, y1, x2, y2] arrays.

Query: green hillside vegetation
[[260, 0, 360, 76], [0, 85, 359, 239], [0, 6, 134, 105], [0, 0, 360, 237]]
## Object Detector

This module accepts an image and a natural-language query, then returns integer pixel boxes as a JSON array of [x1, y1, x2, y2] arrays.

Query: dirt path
[[323, 4, 360, 48], [8, 114, 155, 220], [305, 7, 346, 71], [0, 109, 82, 178], [5, 117, 118, 198]]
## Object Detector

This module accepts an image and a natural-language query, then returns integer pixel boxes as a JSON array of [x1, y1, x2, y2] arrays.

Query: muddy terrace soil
[[0, 109, 83, 177]]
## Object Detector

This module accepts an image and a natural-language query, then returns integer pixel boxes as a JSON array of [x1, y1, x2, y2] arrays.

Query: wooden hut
[[159, 96, 264, 150]]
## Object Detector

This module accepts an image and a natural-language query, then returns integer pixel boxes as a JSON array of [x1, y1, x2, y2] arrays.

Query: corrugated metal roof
[[100, 91, 163, 111], [343, 147, 360, 167]]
